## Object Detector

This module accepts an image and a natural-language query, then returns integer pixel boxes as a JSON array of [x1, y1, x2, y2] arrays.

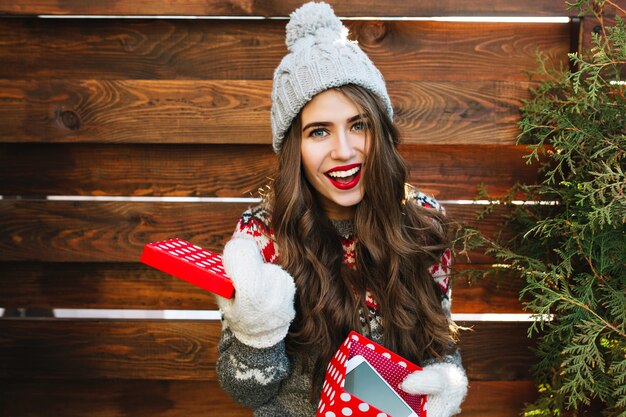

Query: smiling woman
[[213, 2, 467, 417]]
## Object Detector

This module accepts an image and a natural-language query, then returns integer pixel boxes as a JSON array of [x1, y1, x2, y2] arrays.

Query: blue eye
[[352, 121, 368, 131], [310, 128, 328, 138]]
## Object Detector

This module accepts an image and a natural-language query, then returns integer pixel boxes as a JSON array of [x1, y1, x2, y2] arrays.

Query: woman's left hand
[[399, 362, 468, 417]]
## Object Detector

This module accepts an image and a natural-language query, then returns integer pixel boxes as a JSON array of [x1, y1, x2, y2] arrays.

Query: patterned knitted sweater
[[216, 189, 459, 417]]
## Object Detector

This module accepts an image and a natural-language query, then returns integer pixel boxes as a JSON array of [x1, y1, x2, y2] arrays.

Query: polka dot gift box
[[317, 331, 426, 417]]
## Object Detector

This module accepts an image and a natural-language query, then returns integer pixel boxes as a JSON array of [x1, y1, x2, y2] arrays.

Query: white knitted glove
[[399, 362, 468, 417], [216, 236, 296, 349]]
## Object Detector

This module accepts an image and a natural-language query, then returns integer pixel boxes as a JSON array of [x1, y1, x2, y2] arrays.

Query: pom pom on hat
[[271, 1, 393, 153], [285, 2, 343, 51]]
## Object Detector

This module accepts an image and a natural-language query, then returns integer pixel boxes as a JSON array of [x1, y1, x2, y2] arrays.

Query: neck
[[318, 198, 356, 221]]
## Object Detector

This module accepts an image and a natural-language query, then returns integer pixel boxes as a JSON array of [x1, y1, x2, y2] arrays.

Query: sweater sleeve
[[216, 327, 291, 408], [215, 205, 292, 408]]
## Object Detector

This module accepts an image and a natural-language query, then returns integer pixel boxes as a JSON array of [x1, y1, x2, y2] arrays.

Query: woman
[[216, 2, 468, 416]]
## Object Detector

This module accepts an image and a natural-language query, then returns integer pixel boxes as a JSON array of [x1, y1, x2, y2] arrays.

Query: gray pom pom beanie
[[271, 1, 393, 153]]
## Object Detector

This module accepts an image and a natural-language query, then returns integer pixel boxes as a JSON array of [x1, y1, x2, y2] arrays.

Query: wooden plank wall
[[0, 1, 583, 416]]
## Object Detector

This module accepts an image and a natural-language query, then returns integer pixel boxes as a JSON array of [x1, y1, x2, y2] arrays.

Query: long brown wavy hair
[[269, 84, 458, 398]]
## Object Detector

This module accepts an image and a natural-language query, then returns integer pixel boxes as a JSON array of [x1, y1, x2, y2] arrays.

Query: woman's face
[[300, 89, 369, 220]]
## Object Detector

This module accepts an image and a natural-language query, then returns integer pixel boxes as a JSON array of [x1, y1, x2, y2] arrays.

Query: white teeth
[[327, 166, 360, 178]]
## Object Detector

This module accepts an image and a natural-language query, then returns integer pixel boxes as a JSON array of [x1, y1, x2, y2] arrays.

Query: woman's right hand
[[216, 236, 296, 349]]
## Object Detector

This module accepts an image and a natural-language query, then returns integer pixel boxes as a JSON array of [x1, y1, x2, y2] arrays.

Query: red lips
[[324, 163, 362, 190]]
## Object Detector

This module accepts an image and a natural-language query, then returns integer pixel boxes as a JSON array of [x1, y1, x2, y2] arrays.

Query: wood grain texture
[[452, 266, 527, 314], [0, 200, 512, 262], [0, 319, 219, 380], [0, 143, 545, 199], [0, 262, 526, 313], [457, 321, 537, 381], [462, 380, 538, 416], [0, 262, 220, 310], [1, 379, 253, 417], [0, 319, 536, 381], [0, 19, 571, 81], [0, 80, 272, 144], [0, 79, 534, 144], [0, 200, 246, 262], [0, 0, 574, 17], [0, 379, 537, 417], [0, 143, 278, 197]]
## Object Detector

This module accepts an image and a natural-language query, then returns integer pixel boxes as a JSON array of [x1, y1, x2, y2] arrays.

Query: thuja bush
[[456, 1, 625, 415]]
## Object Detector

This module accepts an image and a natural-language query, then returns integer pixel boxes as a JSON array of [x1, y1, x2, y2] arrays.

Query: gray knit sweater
[[218, 315, 461, 416], [216, 192, 462, 417]]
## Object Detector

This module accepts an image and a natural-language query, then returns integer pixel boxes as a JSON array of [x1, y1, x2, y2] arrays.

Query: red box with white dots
[[317, 331, 426, 417], [140, 238, 234, 299]]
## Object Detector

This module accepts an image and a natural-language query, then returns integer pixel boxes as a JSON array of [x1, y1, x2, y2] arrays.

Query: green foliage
[[455, 1, 626, 415]]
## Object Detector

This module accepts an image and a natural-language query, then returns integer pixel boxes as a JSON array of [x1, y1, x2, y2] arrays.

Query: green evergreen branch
[[559, 294, 626, 339], [457, 2, 626, 414]]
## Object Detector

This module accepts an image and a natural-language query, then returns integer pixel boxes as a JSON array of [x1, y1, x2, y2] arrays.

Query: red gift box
[[140, 238, 235, 299], [317, 331, 426, 417]]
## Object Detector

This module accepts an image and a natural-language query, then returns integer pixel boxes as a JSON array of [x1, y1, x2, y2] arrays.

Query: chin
[[331, 192, 364, 208]]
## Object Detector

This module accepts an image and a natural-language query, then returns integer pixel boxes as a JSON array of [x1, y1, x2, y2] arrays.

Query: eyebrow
[[302, 113, 368, 133]]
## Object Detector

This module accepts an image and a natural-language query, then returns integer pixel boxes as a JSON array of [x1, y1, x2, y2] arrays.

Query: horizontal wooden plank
[[0, 262, 220, 310], [458, 321, 537, 381], [0, 143, 545, 199], [0, 379, 538, 417], [0, 200, 512, 262], [452, 266, 526, 313], [0, 262, 526, 313], [0, 80, 271, 144], [0, 79, 533, 144], [462, 380, 538, 417], [0, 144, 277, 197], [0, 319, 219, 380], [1, 379, 253, 417], [0, 19, 571, 81], [0, 201, 246, 261], [0, 0, 575, 17], [0, 319, 536, 381]]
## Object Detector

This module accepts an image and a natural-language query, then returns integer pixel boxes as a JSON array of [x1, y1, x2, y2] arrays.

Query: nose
[[330, 130, 356, 160]]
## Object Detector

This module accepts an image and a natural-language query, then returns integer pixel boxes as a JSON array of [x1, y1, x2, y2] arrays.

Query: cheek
[[300, 142, 320, 181]]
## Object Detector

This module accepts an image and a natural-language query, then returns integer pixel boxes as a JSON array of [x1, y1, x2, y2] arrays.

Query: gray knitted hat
[[271, 1, 393, 153]]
